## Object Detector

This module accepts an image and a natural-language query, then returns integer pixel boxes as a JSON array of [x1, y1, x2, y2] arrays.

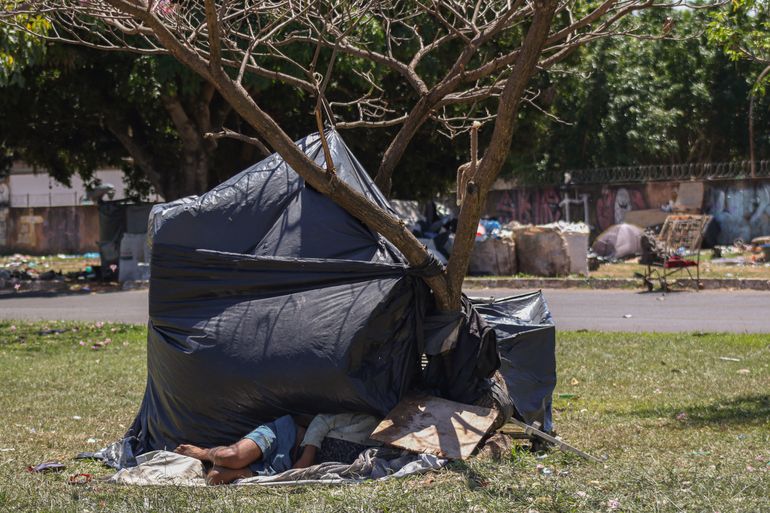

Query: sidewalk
[[464, 276, 770, 291]]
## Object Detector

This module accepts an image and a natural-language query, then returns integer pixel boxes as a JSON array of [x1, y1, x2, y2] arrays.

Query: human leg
[[175, 438, 263, 469], [206, 465, 254, 485]]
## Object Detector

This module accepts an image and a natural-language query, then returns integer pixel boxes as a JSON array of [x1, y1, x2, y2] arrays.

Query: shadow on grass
[[626, 394, 770, 426], [447, 459, 492, 490]]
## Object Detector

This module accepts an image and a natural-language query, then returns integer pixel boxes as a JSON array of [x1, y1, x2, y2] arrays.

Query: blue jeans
[[242, 415, 296, 475]]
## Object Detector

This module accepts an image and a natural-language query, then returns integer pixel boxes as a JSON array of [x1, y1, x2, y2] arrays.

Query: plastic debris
[[26, 461, 66, 473]]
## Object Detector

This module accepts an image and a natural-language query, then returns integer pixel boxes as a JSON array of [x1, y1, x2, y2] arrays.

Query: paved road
[[473, 288, 770, 333], [1, 288, 768, 333]]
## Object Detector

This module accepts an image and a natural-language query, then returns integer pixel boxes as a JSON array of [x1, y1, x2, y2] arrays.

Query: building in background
[[7, 162, 163, 207], [0, 163, 161, 255]]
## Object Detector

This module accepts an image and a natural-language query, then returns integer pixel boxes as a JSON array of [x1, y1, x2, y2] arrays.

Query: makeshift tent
[[114, 131, 556, 467], [591, 223, 643, 260]]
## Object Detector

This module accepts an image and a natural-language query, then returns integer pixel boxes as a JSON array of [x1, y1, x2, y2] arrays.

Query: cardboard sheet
[[370, 395, 496, 460]]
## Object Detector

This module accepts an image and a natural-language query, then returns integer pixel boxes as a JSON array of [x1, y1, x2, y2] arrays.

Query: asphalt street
[[1, 287, 768, 333]]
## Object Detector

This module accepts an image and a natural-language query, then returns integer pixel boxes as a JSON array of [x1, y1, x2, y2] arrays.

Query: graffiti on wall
[[708, 183, 770, 245], [493, 188, 563, 225], [595, 186, 646, 231], [485, 180, 770, 242]]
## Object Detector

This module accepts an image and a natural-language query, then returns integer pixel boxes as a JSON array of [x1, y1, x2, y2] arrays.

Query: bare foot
[[174, 444, 211, 462]]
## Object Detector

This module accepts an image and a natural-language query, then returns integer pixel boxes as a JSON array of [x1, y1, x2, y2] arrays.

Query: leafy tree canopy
[[1, 6, 769, 198]]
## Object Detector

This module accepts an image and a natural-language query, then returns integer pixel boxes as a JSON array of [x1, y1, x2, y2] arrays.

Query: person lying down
[[174, 412, 380, 485]]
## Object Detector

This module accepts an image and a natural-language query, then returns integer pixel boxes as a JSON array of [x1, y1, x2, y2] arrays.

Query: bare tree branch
[[205, 127, 271, 157], [0, 0, 711, 308]]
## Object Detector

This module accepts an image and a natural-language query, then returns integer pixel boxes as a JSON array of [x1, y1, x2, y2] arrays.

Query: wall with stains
[[1, 206, 100, 254], [484, 179, 770, 245]]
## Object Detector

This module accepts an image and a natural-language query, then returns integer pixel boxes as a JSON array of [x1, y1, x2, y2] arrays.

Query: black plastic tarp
[[127, 132, 428, 454], [472, 291, 557, 432], [121, 130, 557, 462]]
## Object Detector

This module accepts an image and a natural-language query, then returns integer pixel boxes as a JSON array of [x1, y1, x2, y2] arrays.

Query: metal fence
[[10, 192, 86, 208], [568, 160, 770, 185]]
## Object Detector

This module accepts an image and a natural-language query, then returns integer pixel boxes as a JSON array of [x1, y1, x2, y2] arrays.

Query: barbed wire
[[9, 192, 85, 208], [568, 160, 770, 185]]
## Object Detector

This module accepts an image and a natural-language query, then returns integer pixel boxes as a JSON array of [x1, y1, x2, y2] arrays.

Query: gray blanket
[[108, 448, 446, 487]]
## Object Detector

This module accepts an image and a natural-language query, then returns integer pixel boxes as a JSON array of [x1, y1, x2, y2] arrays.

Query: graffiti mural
[[536, 188, 562, 225], [493, 190, 517, 222], [484, 180, 770, 241], [595, 186, 646, 231], [708, 183, 770, 245], [493, 188, 562, 225]]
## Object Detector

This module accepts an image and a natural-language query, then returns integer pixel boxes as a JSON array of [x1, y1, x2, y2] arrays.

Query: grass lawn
[[589, 255, 770, 281], [0, 321, 768, 512]]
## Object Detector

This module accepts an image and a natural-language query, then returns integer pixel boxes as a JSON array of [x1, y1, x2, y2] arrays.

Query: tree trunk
[[445, 0, 558, 307], [178, 149, 210, 197], [104, 117, 166, 198], [161, 91, 213, 196], [374, 96, 435, 195]]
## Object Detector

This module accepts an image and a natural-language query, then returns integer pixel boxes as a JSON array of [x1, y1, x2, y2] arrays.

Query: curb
[[463, 277, 770, 291]]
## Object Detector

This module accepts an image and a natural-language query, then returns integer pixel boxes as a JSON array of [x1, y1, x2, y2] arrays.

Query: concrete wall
[[484, 178, 770, 245], [0, 206, 100, 254]]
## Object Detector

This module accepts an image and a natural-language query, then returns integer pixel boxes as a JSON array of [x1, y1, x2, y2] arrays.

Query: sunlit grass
[[0, 322, 767, 512]]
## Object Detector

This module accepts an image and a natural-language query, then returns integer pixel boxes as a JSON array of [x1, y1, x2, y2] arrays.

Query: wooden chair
[[638, 214, 712, 291]]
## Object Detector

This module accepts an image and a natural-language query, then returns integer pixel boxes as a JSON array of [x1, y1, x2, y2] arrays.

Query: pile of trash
[[0, 253, 109, 294], [391, 200, 456, 265], [470, 221, 590, 277], [389, 201, 591, 277], [711, 237, 770, 266]]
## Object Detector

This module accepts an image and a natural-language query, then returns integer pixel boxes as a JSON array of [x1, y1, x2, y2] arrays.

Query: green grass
[[590, 257, 770, 281], [0, 321, 768, 512]]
